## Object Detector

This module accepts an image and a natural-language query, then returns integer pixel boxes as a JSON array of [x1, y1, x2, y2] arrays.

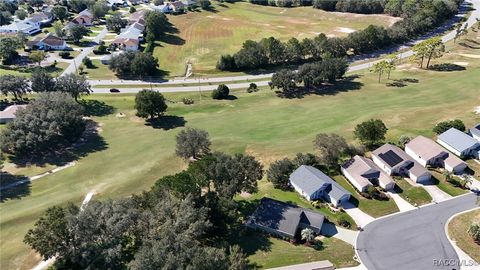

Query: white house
[[405, 135, 467, 174], [372, 144, 431, 183], [470, 123, 480, 142], [0, 21, 41, 35], [341, 155, 395, 192], [437, 128, 480, 158], [289, 165, 351, 207], [27, 33, 68, 51], [27, 12, 53, 26]]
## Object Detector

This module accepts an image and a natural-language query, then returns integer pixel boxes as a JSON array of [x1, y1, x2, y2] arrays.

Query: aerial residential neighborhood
[[1, 0, 480, 270]]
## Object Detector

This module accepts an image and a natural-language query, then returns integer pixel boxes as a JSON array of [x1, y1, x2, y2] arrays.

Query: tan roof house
[[341, 155, 395, 192], [405, 136, 467, 174], [0, 105, 27, 124], [372, 144, 431, 183]]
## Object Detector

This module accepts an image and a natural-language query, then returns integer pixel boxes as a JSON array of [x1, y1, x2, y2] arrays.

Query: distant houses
[[341, 155, 395, 192], [372, 144, 431, 183], [405, 135, 467, 174], [111, 10, 146, 51], [0, 21, 41, 35], [437, 128, 480, 159], [290, 165, 351, 207], [26, 33, 68, 51], [27, 12, 54, 27], [0, 105, 27, 124], [246, 197, 325, 239], [71, 9, 94, 27]]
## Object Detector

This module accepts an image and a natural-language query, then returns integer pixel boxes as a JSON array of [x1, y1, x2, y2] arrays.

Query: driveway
[[386, 190, 416, 212], [320, 222, 359, 246], [419, 182, 452, 203], [356, 193, 479, 270], [343, 202, 375, 228]]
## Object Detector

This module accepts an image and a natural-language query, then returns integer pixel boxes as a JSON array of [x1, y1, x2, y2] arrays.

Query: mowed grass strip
[[1, 49, 480, 269], [154, 1, 398, 76], [394, 179, 432, 206], [448, 209, 480, 263], [431, 172, 469, 197]]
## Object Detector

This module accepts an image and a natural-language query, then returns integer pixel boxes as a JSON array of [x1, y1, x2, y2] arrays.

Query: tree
[[354, 119, 388, 147], [31, 68, 56, 92], [134, 90, 168, 119], [216, 54, 236, 71], [15, 9, 27, 20], [52, 21, 65, 37], [385, 53, 398, 79], [109, 52, 158, 78], [301, 228, 315, 243], [0, 37, 21, 64], [0, 75, 30, 100], [55, 73, 91, 101], [129, 6, 136, 13], [313, 133, 349, 167], [459, 174, 473, 189], [397, 135, 412, 147], [0, 92, 86, 155], [267, 158, 295, 190], [82, 56, 93, 68], [52, 5, 68, 21], [175, 127, 211, 160], [270, 69, 297, 96], [145, 10, 168, 43], [199, 0, 211, 9], [411, 37, 445, 69], [433, 119, 465, 134], [90, 1, 109, 19], [106, 13, 126, 33], [69, 24, 89, 43], [211, 84, 230, 99], [29, 51, 47, 66], [468, 223, 480, 242], [0, 11, 12, 26], [370, 60, 388, 83]]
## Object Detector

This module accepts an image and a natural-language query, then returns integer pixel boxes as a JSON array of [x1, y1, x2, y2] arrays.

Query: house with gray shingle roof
[[470, 123, 480, 142], [341, 155, 395, 192], [245, 197, 325, 239], [372, 144, 431, 183], [289, 165, 351, 207], [437, 128, 480, 158]]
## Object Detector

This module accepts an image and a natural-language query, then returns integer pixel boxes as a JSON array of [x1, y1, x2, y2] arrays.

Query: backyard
[[1, 43, 480, 269]]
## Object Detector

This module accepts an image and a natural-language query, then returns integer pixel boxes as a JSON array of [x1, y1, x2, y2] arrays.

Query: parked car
[[110, 88, 120, 93]]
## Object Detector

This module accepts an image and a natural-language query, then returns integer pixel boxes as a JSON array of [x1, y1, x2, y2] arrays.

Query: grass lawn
[[466, 160, 480, 179], [240, 179, 357, 228], [154, 1, 398, 77], [333, 175, 399, 217], [448, 209, 480, 263], [0, 62, 68, 78], [1, 42, 480, 269], [238, 231, 358, 269], [82, 60, 117, 80], [394, 179, 432, 206], [431, 172, 469, 197]]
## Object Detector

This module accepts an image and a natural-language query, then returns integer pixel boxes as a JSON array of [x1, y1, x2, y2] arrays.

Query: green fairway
[[154, 1, 398, 77], [394, 179, 432, 206], [1, 42, 480, 269], [333, 175, 399, 217], [238, 231, 358, 269]]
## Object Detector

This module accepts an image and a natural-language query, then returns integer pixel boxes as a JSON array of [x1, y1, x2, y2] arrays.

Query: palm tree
[[443, 171, 453, 183], [301, 228, 315, 243], [460, 174, 473, 189]]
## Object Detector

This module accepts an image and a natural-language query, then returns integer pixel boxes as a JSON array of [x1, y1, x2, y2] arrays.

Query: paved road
[[356, 193, 480, 270], [88, 0, 480, 91], [62, 27, 108, 76]]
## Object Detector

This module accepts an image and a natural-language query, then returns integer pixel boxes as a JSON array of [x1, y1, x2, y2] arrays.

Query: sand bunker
[[336, 27, 356, 33], [458, 53, 480, 59], [453, 61, 469, 66]]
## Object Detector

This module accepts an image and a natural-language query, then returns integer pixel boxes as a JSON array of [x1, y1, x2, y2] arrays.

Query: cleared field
[[448, 209, 480, 263], [154, 1, 398, 77], [1, 39, 480, 269]]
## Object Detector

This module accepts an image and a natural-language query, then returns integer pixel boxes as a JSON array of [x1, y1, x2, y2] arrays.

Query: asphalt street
[[356, 193, 480, 270]]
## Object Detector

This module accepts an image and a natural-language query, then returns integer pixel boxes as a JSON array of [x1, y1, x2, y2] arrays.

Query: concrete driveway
[[420, 182, 452, 202], [386, 190, 416, 212], [356, 193, 479, 270], [343, 202, 375, 228], [320, 222, 359, 246]]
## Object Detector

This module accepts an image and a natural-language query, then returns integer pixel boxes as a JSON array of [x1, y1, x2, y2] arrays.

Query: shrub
[[59, 51, 70, 59], [337, 216, 351, 228], [211, 84, 230, 99], [433, 119, 466, 134], [246, 83, 258, 93], [82, 57, 94, 68], [181, 98, 194, 105], [468, 223, 480, 243]]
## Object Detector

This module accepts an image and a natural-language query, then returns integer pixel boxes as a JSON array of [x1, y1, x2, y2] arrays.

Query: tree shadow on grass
[[145, 115, 186, 130], [79, 99, 115, 117], [0, 172, 30, 202], [277, 75, 363, 99], [428, 63, 466, 72], [386, 78, 419, 88], [9, 120, 108, 167]]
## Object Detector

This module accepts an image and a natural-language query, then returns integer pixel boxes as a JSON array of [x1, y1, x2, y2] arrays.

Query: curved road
[[89, 0, 480, 93], [356, 193, 479, 270]]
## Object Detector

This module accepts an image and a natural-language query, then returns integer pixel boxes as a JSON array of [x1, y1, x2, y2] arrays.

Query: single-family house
[[71, 9, 94, 26], [0, 105, 27, 124], [245, 197, 325, 239], [341, 155, 395, 192], [289, 165, 351, 207], [152, 4, 171, 13], [372, 144, 431, 183], [470, 123, 480, 142], [0, 21, 41, 35], [26, 33, 68, 51], [27, 12, 53, 26], [437, 128, 480, 158], [167, 1, 185, 13], [405, 136, 467, 174], [181, 0, 196, 7], [128, 10, 148, 24], [111, 37, 139, 51]]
